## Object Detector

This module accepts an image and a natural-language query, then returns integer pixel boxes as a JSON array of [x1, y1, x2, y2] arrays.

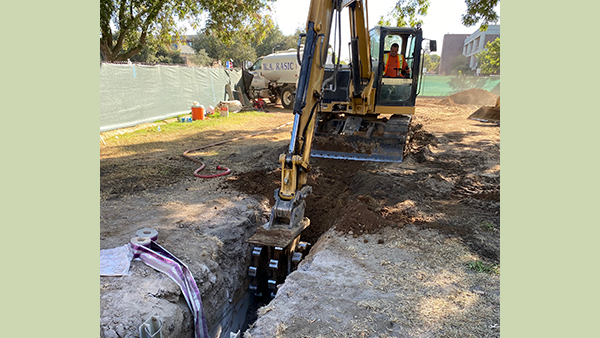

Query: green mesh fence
[[419, 75, 500, 97], [100, 64, 499, 132], [100, 63, 242, 132]]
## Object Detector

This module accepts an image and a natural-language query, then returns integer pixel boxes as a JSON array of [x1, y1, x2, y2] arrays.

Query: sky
[[270, 0, 500, 59]]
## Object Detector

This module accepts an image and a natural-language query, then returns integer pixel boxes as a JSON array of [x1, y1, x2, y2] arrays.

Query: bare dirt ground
[[100, 89, 500, 338]]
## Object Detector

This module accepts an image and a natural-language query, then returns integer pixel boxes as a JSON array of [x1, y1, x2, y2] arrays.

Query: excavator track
[[311, 113, 412, 162]]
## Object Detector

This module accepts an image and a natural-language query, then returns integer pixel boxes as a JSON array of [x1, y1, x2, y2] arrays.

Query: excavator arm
[[269, 0, 341, 230], [247, 0, 362, 297], [271, 0, 377, 229]]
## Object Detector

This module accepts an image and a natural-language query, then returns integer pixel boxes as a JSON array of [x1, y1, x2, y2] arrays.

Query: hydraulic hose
[[183, 122, 293, 178]]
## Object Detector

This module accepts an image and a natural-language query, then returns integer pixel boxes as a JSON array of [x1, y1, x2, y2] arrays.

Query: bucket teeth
[[297, 242, 310, 252], [248, 266, 257, 277], [269, 259, 279, 269], [248, 237, 310, 297]]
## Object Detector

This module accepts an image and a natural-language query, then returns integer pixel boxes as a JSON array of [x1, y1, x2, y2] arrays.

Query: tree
[[254, 26, 298, 57], [187, 49, 214, 67], [100, 0, 274, 62], [423, 53, 440, 74], [129, 43, 184, 64], [476, 37, 500, 75], [384, 0, 499, 31], [192, 29, 257, 67], [462, 0, 500, 30], [378, 0, 430, 27], [451, 55, 474, 76]]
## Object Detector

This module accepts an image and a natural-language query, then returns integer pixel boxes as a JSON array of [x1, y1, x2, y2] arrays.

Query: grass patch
[[467, 260, 499, 274], [111, 111, 266, 140], [481, 222, 495, 231]]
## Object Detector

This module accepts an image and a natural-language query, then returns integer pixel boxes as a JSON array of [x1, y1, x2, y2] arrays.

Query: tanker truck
[[246, 49, 301, 110]]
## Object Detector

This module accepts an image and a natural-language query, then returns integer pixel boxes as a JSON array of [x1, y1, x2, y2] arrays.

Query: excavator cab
[[312, 26, 425, 162], [372, 27, 422, 105]]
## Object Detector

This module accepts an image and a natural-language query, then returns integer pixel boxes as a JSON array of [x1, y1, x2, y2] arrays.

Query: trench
[[207, 221, 317, 338], [207, 250, 312, 337], [207, 290, 256, 338], [207, 159, 365, 337]]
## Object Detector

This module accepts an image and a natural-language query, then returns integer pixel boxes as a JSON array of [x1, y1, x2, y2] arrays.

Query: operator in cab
[[383, 43, 410, 78]]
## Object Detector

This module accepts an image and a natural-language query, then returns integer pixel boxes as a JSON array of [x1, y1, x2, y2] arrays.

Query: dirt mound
[[438, 88, 497, 106], [334, 198, 394, 236]]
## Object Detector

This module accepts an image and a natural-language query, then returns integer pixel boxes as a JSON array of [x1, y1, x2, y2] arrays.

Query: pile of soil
[[437, 88, 497, 106]]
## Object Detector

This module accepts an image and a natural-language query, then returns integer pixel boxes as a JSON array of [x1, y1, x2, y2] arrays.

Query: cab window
[[250, 58, 263, 71], [369, 28, 380, 64]]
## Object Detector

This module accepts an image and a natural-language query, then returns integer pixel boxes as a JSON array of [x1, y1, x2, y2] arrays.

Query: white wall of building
[[463, 25, 500, 69]]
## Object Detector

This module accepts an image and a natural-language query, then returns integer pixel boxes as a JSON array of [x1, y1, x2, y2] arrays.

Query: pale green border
[[5, 1, 595, 337], [502, 1, 597, 337], [2, 1, 99, 337]]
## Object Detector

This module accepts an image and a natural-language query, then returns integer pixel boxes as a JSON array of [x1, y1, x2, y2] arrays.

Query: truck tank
[[248, 49, 302, 109]]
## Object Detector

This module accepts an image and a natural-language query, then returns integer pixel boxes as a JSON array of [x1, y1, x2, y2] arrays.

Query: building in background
[[176, 43, 196, 66], [437, 25, 500, 75], [438, 34, 470, 75], [174, 35, 197, 66], [463, 25, 500, 70]]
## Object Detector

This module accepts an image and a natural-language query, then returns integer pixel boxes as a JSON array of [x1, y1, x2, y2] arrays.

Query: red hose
[[193, 165, 231, 178], [183, 122, 293, 178]]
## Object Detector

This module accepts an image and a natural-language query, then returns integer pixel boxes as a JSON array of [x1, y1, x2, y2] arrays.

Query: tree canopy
[[378, 0, 429, 28], [462, 0, 499, 30], [191, 29, 258, 68], [423, 53, 440, 74], [383, 0, 499, 29], [100, 0, 274, 62], [253, 26, 299, 58], [129, 43, 184, 64], [476, 37, 500, 74], [189, 25, 300, 67], [451, 55, 474, 76]]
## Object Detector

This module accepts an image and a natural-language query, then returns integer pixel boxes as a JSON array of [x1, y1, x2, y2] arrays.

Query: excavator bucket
[[468, 97, 500, 124], [311, 114, 411, 162], [468, 106, 500, 123]]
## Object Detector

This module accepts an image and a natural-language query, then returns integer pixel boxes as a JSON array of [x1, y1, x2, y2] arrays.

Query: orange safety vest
[[383, 54, 408, 77]]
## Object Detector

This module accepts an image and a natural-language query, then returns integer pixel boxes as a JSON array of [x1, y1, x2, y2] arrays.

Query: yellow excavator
[[248, 0, 436, 296]]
